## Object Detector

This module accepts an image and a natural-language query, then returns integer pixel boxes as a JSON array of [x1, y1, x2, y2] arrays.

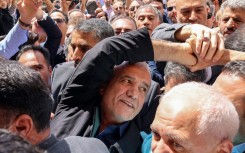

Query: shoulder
[[64, 136, 109, 153]]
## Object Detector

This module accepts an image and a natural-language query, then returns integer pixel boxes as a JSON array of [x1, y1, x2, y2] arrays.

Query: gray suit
[[38, 135, 109, 153]]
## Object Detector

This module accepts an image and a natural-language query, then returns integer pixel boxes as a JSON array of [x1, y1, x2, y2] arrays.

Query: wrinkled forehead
[[113, 62, 151, 80], [159, 95, 195, 116], [176, 0, 206, 9]]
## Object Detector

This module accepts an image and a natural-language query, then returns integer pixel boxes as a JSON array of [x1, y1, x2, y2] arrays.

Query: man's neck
[[29, 128, 51, 145]]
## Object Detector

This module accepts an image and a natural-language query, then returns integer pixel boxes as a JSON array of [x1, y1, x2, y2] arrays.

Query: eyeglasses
[[129, 5, 140, 11], [167, 6, 175, 12], [52, 18, 65, 24]]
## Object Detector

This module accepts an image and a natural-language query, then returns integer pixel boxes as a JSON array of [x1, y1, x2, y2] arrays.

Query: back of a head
[[74, 18, 114, 41], [0, 129, 44, 153], [0, 60, 52, 132], [222, 60, 245, 80], [159, 82, 239, 142], [164, 62, 205, 89], [225, 24, 245, 51]]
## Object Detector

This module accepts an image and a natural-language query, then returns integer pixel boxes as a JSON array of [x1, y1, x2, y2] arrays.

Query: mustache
[[224, 27, 236, 33]]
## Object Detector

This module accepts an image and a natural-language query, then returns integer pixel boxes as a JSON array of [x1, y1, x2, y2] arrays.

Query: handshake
[[168, 24, 245, 72]]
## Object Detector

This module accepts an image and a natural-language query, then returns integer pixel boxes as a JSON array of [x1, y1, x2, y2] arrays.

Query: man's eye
[[138, 17, 145, 21], [81, 46, 90, 53], [170, 141, 184, 151], [195, 8, 203, 13], [222, 18, 229, 22], [181, 10, 190, 15], [121, 79, 130, 84], [152, 131, 161, 141], [139, 87, 147, 94], [148, 17, 155, 21], [234, 18, 242, 23]]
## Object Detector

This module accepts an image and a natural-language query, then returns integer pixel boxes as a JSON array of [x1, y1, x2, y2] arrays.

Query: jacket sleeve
[[58, 28, 154, 110], [151, 23, 187, 42], [38, 14, 62, 67], [0, 22, 28, 59]]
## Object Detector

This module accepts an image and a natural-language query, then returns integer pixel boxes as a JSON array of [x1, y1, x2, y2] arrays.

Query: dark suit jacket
[[51, 28, 157, 153], [38, 135, 109, 153], [51, 61, 75, 112], [38, 15, 62, 67]]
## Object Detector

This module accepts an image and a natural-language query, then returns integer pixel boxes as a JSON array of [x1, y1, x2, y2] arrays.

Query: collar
[[37, 134, 58, 150], [91, 107, 129, 137]]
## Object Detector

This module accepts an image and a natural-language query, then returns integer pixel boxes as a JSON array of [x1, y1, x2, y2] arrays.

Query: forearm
[[152, 39, 197, 65], [0, 22, 28, 59], [216, 49, 245, 65], [80, 0, 86, 14]]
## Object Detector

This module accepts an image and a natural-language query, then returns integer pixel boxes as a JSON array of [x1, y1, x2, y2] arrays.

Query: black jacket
[[51, 28, 158, 153]]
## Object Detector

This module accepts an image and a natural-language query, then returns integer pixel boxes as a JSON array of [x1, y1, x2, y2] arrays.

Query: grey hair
[[74, 18, 114, 41], [159, 82, 239, 142], [135, 4, 161, 22], [220, 0, 245, 13]]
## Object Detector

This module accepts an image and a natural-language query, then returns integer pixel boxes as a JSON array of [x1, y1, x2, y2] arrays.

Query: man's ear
[[49, 66, 52, 76], [8, 114, 34, 139], [99, 83, 106, 96], [216, 139, 233, 153]]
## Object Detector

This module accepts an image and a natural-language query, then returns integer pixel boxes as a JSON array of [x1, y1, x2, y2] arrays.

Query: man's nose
[[126, 86, 138, 100], [143, 18, 150, 26], [226, 18, 236, 28], [71, 48, 83, 63], [189, 11, 198, 21]]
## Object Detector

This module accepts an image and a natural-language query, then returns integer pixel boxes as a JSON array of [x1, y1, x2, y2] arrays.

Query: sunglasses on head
[[53, 18, 65, 23], [167, 6, 175, 12]]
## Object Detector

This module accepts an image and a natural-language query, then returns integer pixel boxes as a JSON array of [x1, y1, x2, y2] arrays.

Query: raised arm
[[0, 0, 42, 59]]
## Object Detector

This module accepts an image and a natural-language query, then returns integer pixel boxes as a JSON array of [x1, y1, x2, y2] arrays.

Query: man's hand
[[95, 8, 107, 20], [17, 0, 42, 24], [186, 34, 225, 71], [176, 24, 224, 62]]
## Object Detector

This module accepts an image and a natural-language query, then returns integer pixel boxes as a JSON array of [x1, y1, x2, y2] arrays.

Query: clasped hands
[[183, 26, 225, 72]]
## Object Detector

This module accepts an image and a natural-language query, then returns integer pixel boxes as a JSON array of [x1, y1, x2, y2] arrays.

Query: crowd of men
[[0, 0, 245, 152]]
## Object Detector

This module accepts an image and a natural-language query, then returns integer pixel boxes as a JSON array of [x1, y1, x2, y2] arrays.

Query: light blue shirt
[[232, 143, 245, 153], [0, 22, 28, 59]]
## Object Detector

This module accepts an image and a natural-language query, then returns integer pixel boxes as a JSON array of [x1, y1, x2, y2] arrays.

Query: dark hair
[[16, 45, 51, 66], [0, 129, 44, 153], [164, 62, 205, 85], [225, 24, 245, 51], [222, 60, 245, 80], [74, 18, 114, 41], [0, 60, 52, 132], [50, 9, 69, 23]]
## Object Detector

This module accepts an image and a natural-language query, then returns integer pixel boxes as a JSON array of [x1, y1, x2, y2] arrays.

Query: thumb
[[183, 54, 197, 66]]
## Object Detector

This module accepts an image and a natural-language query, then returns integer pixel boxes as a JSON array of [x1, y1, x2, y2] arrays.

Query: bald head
[[151, 82, 239, 153]]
